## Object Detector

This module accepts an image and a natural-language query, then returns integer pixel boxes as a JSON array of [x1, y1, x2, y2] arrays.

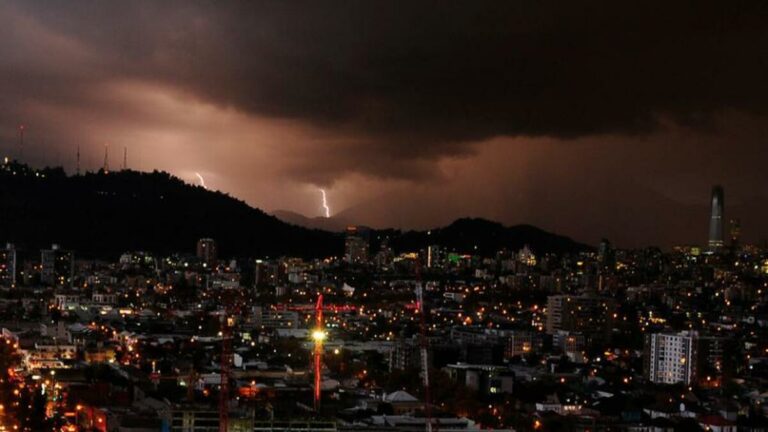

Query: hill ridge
[[0, 162, 590, 258]]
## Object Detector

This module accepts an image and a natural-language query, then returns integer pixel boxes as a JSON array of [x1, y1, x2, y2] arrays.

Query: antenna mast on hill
[[18, 124, 25, 160], [103, 144, 109, 174]]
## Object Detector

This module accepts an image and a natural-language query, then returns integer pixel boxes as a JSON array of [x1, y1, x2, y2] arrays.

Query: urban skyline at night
[[1, 2, 768, 431]]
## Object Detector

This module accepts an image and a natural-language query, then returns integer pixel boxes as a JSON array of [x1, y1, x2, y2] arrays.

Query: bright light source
[[312, 330, 326, 342]]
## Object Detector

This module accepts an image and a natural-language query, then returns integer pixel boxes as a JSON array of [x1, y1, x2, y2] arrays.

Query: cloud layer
[[1, 1, 768, 246]]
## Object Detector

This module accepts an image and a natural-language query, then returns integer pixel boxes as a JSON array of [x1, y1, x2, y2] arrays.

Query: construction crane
[[219, 314, 234, 432], [416, 265, 434, 432], [187, 366, 198, 402], [219, 288, 245, 432], [311, 294, 326, 412]]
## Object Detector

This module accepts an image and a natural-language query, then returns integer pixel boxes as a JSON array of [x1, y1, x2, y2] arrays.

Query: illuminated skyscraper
[[708, 185, 724, 250]]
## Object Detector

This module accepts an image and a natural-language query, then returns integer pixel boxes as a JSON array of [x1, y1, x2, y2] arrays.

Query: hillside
[[0, 162, 342, 258], [0, 163, 590, 259], [387, 218, 591, 256], [271, 209, 351, 232]]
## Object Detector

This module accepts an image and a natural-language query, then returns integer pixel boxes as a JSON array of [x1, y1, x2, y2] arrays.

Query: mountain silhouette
[[0, 162, 590, 259], [0, 162, 341, 258]]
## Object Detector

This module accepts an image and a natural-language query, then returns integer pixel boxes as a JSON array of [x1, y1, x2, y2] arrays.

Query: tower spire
[[18, 124, 25, 161], [103, 144, 109, 174], [123, 147, 127, 170], [76, 145, 80, 175]]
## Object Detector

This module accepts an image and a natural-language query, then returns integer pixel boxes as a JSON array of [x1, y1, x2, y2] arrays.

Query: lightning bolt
[[319, 188, 330, 218], [195, 172, 207, 189]]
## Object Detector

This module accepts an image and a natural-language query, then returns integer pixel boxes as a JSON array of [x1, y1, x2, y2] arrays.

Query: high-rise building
[[344, 226, 369, 264], [41, 244, 74, 287], [0, 243, 17, 287], [196, 238, 217, 266], [708, 185, 724, 250], [729, 218, 741, 248], [644, 331, 697, 385], [597, 239, 614, 268], [375, 239, 395, 270]]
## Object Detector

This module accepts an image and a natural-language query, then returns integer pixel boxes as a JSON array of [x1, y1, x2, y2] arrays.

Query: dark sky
[[2, 0, 768, 247]]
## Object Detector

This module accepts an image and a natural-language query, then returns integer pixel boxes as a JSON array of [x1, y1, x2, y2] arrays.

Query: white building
[[644, 331, 697, 385]]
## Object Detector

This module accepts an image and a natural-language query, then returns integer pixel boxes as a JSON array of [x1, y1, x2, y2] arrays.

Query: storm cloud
[[1, 0, 768, 246]]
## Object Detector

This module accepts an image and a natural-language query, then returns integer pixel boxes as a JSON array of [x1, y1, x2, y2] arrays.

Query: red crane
[[312, 294, 325, 412], [219, 314, 233, 432], [416, 265, 435, 432], [219, 289, 244, 431]]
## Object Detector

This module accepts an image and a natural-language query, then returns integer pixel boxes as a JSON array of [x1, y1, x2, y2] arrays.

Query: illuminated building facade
[[504, 331, 543, 358], [644, 331, 697, 385]]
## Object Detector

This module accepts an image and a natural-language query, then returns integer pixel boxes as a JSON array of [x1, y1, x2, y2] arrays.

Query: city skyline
[[1, 2, 768, 431], [1, 1, 768, 247]]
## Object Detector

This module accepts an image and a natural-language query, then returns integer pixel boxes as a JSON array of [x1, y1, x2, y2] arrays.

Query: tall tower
[[103, 144, 109, 174], [708, 185, 724, 250], [18, 124, 25, 160]]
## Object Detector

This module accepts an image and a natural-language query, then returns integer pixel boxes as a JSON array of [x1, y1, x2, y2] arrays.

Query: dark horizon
[[0, 159, 757, 251]]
